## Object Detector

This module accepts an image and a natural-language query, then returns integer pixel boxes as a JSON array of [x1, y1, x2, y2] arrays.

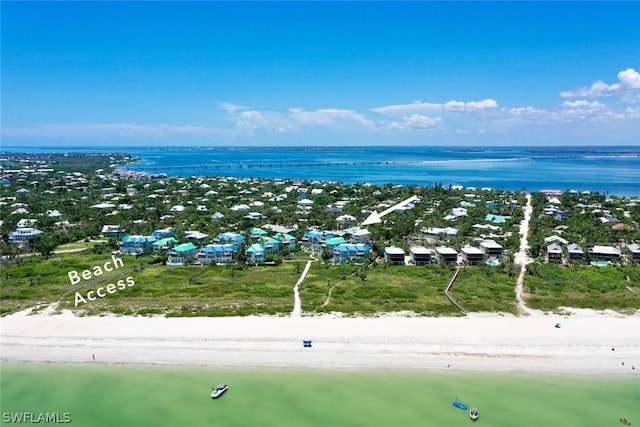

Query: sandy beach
[[2, 306, 638, 374]]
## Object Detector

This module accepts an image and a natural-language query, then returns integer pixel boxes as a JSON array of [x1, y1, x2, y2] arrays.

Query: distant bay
[[4, 146, 640, 196]]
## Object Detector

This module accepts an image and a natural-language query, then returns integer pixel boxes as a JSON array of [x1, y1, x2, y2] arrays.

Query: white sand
[[2, 306, 639, 374]]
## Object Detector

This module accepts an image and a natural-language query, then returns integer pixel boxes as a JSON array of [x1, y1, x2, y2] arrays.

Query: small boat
[[211, 383, 228, 398], [469, 408, 479, 420]]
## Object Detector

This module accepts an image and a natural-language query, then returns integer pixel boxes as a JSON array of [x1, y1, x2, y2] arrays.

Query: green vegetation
[[301, 263, 458, 316], [1, 153, 638, 317], [450, 268, 518, 314], [524, 263, 640, 312]]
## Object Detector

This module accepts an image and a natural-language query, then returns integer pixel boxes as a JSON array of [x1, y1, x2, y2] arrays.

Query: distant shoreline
[[4, 145, 638, 195]]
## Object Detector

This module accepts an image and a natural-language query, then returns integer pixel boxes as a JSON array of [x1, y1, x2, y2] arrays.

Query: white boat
[[469, 408, 479, 420], [211, 383, 228, 398]]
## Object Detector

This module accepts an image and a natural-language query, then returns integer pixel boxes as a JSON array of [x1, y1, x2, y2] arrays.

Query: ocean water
[[3, 146, 639, 196], [1, 364, 638, 427]]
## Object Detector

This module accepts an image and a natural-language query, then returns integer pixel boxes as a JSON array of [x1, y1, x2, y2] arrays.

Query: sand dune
[[2, 306, 638, 374]]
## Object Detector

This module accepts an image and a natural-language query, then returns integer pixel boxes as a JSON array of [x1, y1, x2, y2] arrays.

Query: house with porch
[[333, 243, 371, 264], [273, 233, 296, 250], [120, 235, 157, 255], [384, 246, 406, 265], [257, 236, 280, 253], [197, 243, 239, 265], [325, 236, 347, 251], [410, 246, 432, 265], [567, 243, 584, 260], [9, 227, 43, 243], [436, 246, 458, 264], [168, 242, 198, 265], [626, 243, 640, 261], [479, 239, 504, 258], [461, 245, 485, 265], [246, 243, 266, 264], [546, 243, 563, 263], [589, 245, 621, 261]]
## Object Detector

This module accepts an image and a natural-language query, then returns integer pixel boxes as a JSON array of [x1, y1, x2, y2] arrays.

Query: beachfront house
[[626, 243, 640, 261], [479, 239, 504, 258], [9, 227, 43, 243], [168, 242, 198, 265], [461, 245, 484, 265], [436, 246, 458, 264], [325, 236, 347, 251], [588, 245, 621, 261], [273, 233, 296, 250], [384, 246, 406, 265], [257, 236, 280, 253], [333, 243, 371, 264], [546, 243, 563, 263], [567, 243, 584, 260], [246, 243, 266, 264], [120, 235, 157, 255], [197, 243, 239, 265], [410, 246, 433, 265]]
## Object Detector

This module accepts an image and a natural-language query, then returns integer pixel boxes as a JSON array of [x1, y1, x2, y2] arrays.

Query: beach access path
[[515, 193, 534, 316]]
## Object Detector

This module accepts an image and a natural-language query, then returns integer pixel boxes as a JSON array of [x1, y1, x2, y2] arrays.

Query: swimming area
[[2, 364, 638, 427], [4, 146, 639, 196]]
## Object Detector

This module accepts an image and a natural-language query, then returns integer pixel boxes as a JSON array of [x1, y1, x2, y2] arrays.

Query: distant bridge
[[123, 154, 639, 173], [126, 160, 412, 172]]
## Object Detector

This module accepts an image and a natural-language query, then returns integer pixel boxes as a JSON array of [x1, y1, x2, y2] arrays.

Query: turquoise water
[[1, 364, 638, 427], [4, 146, 639, 195]]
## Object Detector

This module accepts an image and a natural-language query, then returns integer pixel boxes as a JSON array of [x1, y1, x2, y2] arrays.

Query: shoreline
[[2, 307, 638, 375]]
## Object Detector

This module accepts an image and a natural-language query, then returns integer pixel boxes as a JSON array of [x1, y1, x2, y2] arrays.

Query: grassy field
[[1, 250, 637, 317], [1, 364, 638, 427], [524, 264, 640, 312]]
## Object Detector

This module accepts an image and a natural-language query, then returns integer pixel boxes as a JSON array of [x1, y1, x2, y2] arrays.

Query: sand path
[[515, 194, 534, 316], [291, 260, 313, 317]]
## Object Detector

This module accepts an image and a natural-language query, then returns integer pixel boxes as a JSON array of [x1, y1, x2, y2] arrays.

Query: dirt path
[[514, 194, 534, 316]]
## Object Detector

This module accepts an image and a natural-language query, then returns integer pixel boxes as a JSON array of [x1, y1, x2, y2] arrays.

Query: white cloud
[[218, 102, 248, 113], [561, 100, 606, 109], [289, 108, 374, 127], [390, 114, 442, 130], [444, 99, 498, 112], [616, 68, 640, 89], [373, 98, 498, 115], [370, 101, 442, 115], [560, 68, 640, 101], [625, 106, 640, 118], [235, 110, 267, 133]]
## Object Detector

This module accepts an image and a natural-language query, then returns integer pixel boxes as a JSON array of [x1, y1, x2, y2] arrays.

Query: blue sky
[[2, 1, 639, 147]]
